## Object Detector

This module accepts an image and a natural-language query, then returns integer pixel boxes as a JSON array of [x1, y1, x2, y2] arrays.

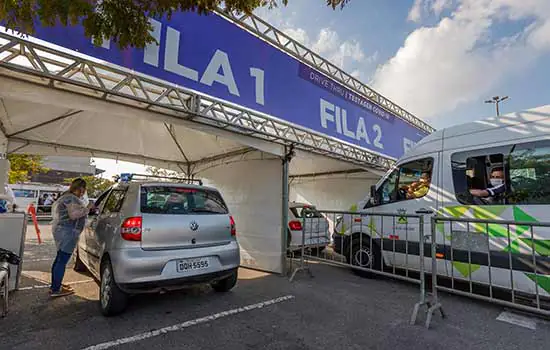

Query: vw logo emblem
[[190, 221, 199, 231]]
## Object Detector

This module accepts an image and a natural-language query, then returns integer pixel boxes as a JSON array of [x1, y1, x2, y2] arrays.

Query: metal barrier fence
[[35, 205, 53, 217], [288, 209, 425, 285], [427, 216, 550, 321], [0, 261, 9, 317], [288, 209, 550, 328]]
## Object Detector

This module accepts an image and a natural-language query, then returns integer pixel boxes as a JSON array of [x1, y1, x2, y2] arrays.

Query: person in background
[[50, 178, 94, 297], [0, 185, 16, 213], [44, 194, 54, 206], [469, 167, 506, 203]]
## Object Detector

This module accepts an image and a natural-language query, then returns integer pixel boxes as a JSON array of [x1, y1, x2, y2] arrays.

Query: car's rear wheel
[[99, 259, 128, 316], [73, 248, 87, 273], [211, 270, 238, 293]]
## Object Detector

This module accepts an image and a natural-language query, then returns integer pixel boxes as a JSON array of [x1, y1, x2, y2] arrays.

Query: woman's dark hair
[[69, 178, 87, 193]]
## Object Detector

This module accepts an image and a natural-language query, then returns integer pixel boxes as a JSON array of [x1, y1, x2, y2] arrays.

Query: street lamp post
[[485, 96, 509, 117]]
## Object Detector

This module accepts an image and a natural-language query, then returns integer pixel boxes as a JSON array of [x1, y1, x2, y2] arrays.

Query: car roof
[[116, 182, 220, 193], [289, 202, 316, 209], [400, 104, 550, 163]]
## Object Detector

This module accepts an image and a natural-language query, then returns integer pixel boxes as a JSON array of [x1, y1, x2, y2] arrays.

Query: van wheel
[[211, 270, 238, 292], [99, 259, 128, 316], [349, 237, 381, 277]]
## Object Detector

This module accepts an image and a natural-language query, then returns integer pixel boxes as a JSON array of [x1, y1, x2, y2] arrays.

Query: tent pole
[[0, 127, 8, 196], [280, 145, 294, 276]]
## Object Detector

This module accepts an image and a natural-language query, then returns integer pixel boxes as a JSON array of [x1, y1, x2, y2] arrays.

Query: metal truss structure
[[217, 8, 435, 135], [0, 33, 396, 170], [0, 8, 434, 171]]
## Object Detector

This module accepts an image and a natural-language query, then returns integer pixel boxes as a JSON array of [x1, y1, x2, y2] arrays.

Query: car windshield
[[140, 186, 228, 215]]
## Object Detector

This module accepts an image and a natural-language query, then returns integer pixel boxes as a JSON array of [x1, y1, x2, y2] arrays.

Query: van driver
[[469, 167, 506, 203], [403, 172, 431, 199]]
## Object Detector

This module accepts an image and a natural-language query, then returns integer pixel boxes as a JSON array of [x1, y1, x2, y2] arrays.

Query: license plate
[[177, 258, 210, 273]]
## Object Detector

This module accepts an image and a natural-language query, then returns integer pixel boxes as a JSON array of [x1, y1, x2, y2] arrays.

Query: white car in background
[[287, 202, 330, 253]]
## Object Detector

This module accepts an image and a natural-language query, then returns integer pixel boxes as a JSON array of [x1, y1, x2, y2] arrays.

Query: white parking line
[[18, 279, 95, 291], [81, 295, 295, 350], [496, 311, 538, 330], [23, 258, 52, 262]]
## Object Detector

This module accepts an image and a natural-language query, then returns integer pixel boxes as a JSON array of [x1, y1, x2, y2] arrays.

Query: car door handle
[[416, 208, 433, 215]]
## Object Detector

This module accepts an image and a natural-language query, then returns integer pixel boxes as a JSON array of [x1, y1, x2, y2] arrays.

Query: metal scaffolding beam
[[0, 32, 396, 170], [216, 8, 434, 135]]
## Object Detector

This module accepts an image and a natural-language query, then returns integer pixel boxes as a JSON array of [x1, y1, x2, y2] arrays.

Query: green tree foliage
[[7, 154, 47, 184], [146, 166, 184, 179], [0, 0, 350, 49], [65, 175, 114, 197]]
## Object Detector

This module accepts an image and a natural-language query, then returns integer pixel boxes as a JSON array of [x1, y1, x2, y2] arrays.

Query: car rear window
[[140, 186, 228, 215], [291, 206, 323, 218]]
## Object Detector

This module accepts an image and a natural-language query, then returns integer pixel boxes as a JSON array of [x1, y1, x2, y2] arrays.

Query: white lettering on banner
[[94, 20, 267, 103], [335, 106, 343, 134], [373, 124, 384, 149], [320, 98, 384, 150], [250, 68, 265, 105], [165, 26, 200, 81], [200, 49, 240, 96], [341, 108, 355, 138], [355, 117, 371, 144], [320, 99, 335, 129], [144, 18, 162, 67]]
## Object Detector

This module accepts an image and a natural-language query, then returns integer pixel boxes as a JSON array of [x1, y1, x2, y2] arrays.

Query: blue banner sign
[[29, 11, 428, 159]]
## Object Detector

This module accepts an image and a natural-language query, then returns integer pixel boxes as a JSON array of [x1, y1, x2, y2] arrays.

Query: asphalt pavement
[[1, 224, 549, 350]]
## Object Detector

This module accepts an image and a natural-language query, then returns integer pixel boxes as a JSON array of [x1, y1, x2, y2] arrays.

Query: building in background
[[30, 156, 104, 184]]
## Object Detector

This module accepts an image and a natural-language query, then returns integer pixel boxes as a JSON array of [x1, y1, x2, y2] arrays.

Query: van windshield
[[140, 186, 228, 215]]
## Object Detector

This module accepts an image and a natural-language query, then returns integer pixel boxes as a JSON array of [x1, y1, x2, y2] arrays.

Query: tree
[[0, 0, 350, 49], [7, 154, 47, 184], [146, 166, 185, 179], [65, 175, 114, 197]]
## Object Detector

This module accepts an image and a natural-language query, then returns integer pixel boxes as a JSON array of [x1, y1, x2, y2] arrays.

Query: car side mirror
[[89, 208, 99, 216], [370, 185, 378, 205]]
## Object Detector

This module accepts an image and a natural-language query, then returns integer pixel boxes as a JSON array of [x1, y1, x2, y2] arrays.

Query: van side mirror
[[370, 185, 378, 205]]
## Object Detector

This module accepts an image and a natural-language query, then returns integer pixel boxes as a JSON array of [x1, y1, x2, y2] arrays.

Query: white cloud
[[255, 6, 376, 74], [374, 0, 550, 122], [408, 0, 455, 22], [408, 0, 423, 22]]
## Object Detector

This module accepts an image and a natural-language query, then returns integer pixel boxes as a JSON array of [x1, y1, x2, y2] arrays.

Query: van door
[[367, 155, 439, 271]]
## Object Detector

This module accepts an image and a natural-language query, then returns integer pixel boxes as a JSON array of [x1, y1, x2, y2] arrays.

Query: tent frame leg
[[280, 145, 294, 276]]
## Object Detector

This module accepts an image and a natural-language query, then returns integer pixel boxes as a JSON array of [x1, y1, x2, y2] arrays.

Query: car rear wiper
[[190, 208, 222, 214]]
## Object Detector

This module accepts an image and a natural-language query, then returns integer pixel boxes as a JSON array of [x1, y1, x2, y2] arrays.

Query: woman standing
[[50, 178, 94, 297]]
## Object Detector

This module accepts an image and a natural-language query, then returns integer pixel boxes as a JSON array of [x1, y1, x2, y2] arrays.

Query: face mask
[[490, 178, 503, 187], [81, 192, 89, 207]]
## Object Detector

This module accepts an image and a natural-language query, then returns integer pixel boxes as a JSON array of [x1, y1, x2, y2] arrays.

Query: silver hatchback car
[[74, 176, 240, 316]]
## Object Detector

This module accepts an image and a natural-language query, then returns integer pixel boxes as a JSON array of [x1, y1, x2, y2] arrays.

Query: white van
[[8, 183, 68, 214], [334, 105, 550, 298]]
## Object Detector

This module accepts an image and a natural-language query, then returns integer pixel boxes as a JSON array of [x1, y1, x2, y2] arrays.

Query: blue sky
[[255, 0, 550, 129], [94, 0, 550, 176]]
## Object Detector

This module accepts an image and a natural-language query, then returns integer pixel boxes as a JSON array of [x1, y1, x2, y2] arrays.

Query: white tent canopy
[[0, 16, 419, 273]]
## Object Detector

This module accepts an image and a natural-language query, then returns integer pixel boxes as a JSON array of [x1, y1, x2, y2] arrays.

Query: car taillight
[[230, 216, 237, 236], [289, 220, 303, 231], [121, 216, 142, 241]]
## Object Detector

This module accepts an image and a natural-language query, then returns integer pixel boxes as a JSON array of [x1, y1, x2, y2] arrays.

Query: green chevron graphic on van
[[525, 273, 550, 294], [453, 262, 481, 277], [439, 205, 550, 256]]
